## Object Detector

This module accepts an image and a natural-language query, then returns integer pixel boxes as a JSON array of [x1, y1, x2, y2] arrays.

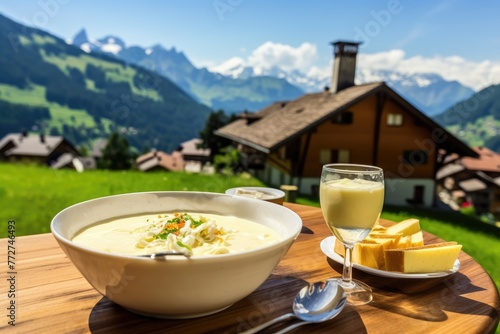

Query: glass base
[[327, 278, 373, 306]]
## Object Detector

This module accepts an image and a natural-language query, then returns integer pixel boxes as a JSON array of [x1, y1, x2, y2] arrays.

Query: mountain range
[[70, 29, 475, 116], [211, 60, 475, 116], [0, 13, 211, 153], [70, 29, 304, 113]]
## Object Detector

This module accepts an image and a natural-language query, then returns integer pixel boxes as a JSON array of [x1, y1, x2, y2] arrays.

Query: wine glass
[[320, 163, 384, 305]]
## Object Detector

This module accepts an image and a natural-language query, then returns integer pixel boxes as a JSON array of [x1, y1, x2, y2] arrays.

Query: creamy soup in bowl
[[73, 212, 282, 256], [50, 191, 302, 319]]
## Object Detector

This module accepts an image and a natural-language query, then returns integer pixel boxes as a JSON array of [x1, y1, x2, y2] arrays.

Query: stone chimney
[[330, 41, 361, 93]]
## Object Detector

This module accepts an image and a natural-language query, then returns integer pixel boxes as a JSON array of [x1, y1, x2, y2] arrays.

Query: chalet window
[[387, 113, 403, 126], [402, 150, 428, 165], [319, 149, 331, 165], [320, 149, 350, 164], [335, 149, 350, 163], [331, 111, 353, 124]]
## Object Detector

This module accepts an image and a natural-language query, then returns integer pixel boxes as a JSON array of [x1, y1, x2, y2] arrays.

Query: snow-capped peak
[[209, 57, 247, 78], [96, 35, 125, 55]]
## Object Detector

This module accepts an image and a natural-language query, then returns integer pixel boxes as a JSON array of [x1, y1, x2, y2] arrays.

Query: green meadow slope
[[0, 13, 212, 152]]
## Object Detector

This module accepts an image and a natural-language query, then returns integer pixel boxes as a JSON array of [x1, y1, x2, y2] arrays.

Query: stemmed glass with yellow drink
[[320, 163, 384, 305]]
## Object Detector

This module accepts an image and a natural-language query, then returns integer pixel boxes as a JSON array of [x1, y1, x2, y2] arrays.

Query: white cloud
[[209, 42, 500, 91], [359, 50, 500, 90], [247, 41, 317, 73], [305, 65, 330, 82], [209, 41, 318, 76]]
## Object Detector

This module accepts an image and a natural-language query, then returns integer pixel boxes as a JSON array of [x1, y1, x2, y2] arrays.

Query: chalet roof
[[437, 146, 500, 190], [215, 82, 477, 158], [494, 176, 500, 187], [436, 163, 465, 180], [462, 146, 500, 173], [458, 178, 487, 192], [136, 150, 184, 172], [178, 138, 211, 157], [0, 133, 72, 157]]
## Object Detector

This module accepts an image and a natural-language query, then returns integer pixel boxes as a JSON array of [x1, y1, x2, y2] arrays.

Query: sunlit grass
[[0, 163, 265, 237]]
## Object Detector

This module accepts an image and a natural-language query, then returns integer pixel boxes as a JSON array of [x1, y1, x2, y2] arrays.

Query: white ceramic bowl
[[225, 187, 286, 205], [50, 191, 302, 319]]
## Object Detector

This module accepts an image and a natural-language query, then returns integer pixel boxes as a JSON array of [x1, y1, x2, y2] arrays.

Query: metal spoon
[[241, 280, 346, 334], [137, 251, 191, 259]]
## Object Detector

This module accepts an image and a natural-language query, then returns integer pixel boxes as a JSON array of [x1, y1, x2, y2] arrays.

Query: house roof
[[462, 146, 500, 173], [437, 146, 500, 191], [0, 133, 74, 157], [215, 82, 478, 158], [136, 150, 184, 172], [178, 138, 211, 157], [458, 178, 487, 192], [436, 163, 466, 180]]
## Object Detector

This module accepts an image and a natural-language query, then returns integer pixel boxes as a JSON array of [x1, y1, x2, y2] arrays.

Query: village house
[[215, 41, 478, 207], [0, 132, 79, 165], [437, 146, 500, 218], [135, 150, 184, 172], [135, 138, 211, 172]]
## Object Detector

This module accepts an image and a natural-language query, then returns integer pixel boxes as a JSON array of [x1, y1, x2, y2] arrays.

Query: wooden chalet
[[0, 132, 79, 165], [437, 147, 500, 218], [135, 139, 210, 172], [216, 41, 478, 207]]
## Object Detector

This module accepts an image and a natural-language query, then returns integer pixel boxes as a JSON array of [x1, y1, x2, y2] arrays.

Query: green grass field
[[0, 163, 266, 237], [2, 162, 499, 321]]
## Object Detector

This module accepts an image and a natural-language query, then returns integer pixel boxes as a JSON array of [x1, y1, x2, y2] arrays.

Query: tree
[[485, 136, 500, 153], [198, 109, 236, 158], [98, 131, 133, 170]]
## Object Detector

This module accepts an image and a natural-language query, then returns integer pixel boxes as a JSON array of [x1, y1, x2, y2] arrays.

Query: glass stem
[[342, 244, 354, 286]]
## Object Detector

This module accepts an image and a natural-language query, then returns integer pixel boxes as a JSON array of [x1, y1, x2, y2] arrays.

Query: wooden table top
[[1, 203, 499, 333]]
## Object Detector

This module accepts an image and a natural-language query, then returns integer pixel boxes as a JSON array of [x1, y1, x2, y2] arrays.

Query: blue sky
[[1, 0, 499, 90]]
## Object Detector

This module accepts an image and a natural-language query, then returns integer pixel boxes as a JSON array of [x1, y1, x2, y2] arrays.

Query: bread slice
[[385, 242, 462, 273]]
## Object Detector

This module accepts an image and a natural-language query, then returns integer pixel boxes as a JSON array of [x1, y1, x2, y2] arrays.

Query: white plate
[[320, 236, 460, 279]]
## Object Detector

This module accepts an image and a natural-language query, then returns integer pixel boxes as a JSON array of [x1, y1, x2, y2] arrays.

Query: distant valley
[[434, 85, 500, 151]]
